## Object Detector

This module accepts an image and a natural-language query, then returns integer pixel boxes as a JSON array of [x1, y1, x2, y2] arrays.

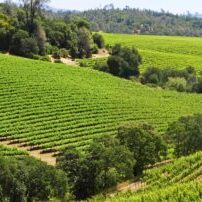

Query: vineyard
[[91, 151, 202, 201], [85, 33, 202, 74], [0, 145, 27, 156], [0, 53, 202, 154]]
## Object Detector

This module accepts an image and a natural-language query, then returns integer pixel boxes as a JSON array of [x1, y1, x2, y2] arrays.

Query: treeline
[[141, 67, 202, 93], [0, 156, 68, 201], [64, 6, 202, 36], [0, 0, 104, 60]]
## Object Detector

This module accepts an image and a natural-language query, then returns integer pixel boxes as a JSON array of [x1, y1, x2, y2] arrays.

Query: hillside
[[0, 54, 202, 155], [65, 8, 202, 36], [80, 33, 202, 74], [91, 151, 202, 201], [0, 145, 28, 157]]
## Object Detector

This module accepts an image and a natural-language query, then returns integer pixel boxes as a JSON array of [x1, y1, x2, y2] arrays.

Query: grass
[[1, 53, 202, 153]]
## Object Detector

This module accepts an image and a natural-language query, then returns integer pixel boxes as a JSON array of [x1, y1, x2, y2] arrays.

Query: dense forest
[[0, 0, 104, 60], [63, 6, 202, 36]]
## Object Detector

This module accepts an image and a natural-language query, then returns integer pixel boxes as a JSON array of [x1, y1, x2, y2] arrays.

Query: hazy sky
[[1, 0, 202, 14], [48, 0, 202, 14]]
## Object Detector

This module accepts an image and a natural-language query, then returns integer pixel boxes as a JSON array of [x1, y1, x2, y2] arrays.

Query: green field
[[91, 151, 202, 201], [0, 145, 27, 156], [0, 53, 202, 152], [102, 33, 202, 74]]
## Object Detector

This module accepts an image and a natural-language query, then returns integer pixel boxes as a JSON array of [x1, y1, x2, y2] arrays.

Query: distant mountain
[[192, 13, 202, 19], [60, 8, 202, 36]]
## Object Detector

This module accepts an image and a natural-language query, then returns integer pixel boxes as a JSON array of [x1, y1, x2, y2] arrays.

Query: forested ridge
[[63, 6, 202, 36]]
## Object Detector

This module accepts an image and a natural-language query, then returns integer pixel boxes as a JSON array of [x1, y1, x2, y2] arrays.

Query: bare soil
[[0, 140, 56, 166]]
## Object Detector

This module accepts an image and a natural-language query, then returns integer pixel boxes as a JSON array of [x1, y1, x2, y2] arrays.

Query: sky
[[1, 0, 202, 14], [48, 0, 202, 14]]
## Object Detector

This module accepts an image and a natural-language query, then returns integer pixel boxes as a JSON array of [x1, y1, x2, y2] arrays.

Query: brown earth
[[0, 140, 56, 166]]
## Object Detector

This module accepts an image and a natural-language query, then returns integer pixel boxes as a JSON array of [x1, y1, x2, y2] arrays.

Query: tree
[[0, 156, 68, 201], [77, 27, 94, 58], [57, 137, 134, 200], [10, 30, 39, 58], [20, 0, 50, 34], [106, 44, 142, 78], [117, 123, 167, 175], [93, 33, 105, 48], [35, 24, 46, 55], [166, 114, 202, 157], [10, 29, 29, 55], [0, 13, 13, 51]]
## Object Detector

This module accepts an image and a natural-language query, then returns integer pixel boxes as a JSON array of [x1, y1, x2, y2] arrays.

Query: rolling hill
[[78, 33, 202, 74], [0, 53, 202, 156], [103, 33, 202, 74], [65, 8, 202, 36]]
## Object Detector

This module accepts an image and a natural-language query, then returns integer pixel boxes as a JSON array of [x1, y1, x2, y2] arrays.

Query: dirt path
[[0, 140, 56, 166], [49, 49, 109, 66], [92, 49, 109, 58], [117, 181, 146, 192]]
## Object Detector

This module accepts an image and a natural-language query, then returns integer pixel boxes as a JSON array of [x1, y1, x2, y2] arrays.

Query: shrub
[[91, 44, 98, 54], [166, 114, 202, 157], [40, 55, 51, 62], [93, 33, 105, 48], [52, 50, 61, 59], [94, 62, 109, 72], [105, 44, 142, 78], [60, 48, 69, 58], [165, 77, 187, 92], [45, 43, 55, 55]]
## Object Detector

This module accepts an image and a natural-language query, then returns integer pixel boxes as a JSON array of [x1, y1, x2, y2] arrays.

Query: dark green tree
[[10, 30, 39, 57], [57, 137, 134, 200], [166, 114, 202, 157], [117, 123, 167, 175], [93, 33, 105, 48], [106, 44, 142, 78], [20, 0, 50, 34]]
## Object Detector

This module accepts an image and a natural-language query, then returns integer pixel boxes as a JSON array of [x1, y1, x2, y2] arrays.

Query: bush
[[166, 114, 202, 157], [40, 55, 51, 62], [141, 67, 199, 93], [192, 77, 202, 93], [165, 77, 187, 92], [93, 33, 105, 48], [45, 43, 55, 55], [32, 55, 41, 60], [94, 62, 109, 72], [52, 50, 61, 59], [105, 44, 142, 78], [60, 48, 69, 58], [91, 44, 98, 54]]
